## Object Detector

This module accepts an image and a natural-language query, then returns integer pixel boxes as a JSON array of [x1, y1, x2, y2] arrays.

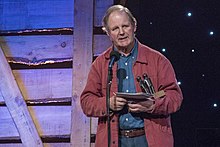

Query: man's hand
[[128, 99, 155, 113], [110, 94, 127, 111]]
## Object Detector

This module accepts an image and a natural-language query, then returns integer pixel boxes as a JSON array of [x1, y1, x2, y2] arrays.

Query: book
[[115, 92, 153, 102]]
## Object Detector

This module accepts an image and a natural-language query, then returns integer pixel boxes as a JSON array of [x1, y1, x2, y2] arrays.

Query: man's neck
[[117, 40, 135, 56]]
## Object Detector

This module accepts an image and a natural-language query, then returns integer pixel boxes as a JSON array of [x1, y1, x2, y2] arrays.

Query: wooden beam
[[0, 97, 71, 106], [71, 0, 94, 146], [0, 46, 43, 146]]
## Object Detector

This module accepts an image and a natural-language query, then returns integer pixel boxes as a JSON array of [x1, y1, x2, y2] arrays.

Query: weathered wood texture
[[71, 0, 93, 146], [0, 106, 71, 137], [0, 35, 110, 60], [0, 46, 43, 146], [94, 0, 114, 26], [0, 35, 110, 145], [0, 36, 73, 62], [90, 0, 114, 141], [13, 69, 72, 100], [0, 0, 74, 31], [0, 0, 114, 146]]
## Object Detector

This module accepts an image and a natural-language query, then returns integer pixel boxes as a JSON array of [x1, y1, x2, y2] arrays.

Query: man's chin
[[117, 42, 129, 47]]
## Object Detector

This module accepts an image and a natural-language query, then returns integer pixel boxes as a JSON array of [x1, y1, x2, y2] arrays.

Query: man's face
[[107, 11, 136, 53]]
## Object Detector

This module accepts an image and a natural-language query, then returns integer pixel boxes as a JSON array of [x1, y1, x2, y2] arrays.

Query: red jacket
[[80, 41, 183, 147]]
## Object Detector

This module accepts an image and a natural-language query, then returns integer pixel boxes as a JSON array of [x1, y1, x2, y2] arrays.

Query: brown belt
[[119, 128, 145, 138]]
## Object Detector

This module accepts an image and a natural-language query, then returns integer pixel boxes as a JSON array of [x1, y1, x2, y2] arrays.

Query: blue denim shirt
[[116, 40, 144, 130]]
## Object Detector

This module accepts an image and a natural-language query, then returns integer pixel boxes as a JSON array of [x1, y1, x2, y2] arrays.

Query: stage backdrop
[[0, 0, 119, 146]]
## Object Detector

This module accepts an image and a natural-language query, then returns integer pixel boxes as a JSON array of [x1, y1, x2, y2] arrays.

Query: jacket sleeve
[[80, 60, 108, 118], [152, 56, 183, 115]]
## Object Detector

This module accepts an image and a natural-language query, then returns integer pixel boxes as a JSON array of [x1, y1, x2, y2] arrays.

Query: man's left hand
[[128, 99, 155, 113]]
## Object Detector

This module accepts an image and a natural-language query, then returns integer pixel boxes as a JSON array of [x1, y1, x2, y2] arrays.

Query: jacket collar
[[103, 40, 148, 65], [136, 42, 148, 65]]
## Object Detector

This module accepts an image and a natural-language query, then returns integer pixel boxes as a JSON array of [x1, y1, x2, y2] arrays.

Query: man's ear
[[134, 25, 137, 33], [102, 27, 109, 36]]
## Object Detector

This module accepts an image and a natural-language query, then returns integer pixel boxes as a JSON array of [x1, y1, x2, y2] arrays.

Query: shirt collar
[[114, 39, 138, 59]]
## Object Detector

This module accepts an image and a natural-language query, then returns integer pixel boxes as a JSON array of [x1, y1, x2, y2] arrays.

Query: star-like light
[[209, 31, 214, 35], [213, 103, 217, 107], [187, 12, 192, 17], [162, 48, 166, 52]]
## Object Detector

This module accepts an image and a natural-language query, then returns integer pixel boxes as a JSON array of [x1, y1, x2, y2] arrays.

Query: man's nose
[[119, 27, 125, 34]]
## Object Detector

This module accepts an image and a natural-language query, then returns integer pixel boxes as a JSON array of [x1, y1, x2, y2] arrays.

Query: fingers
[[128, 103, 154, 113], [110, 96, 127, 111], [128, 103, 141, 112]]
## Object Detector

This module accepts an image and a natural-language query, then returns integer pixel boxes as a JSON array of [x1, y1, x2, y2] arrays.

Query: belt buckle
[[124, 130, 132, 138]]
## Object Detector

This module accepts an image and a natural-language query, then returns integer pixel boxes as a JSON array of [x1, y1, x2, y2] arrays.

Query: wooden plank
[[0, 144, 23, 147], [43, 143, 71, 147], [0, 46, 43, 146], [0, 69, 72, 101], [0, 107, 18, 137], [30, 106, 71, 136], [0, 106, 71, 137], [94, 0, 114, 26], [0, 35, 109, 61], [13, 69, 72, 100], [0, 36, 73, 62], [93, 35, 111, 56], [71, 0, 93, 146], [0, 0, 73, 31]]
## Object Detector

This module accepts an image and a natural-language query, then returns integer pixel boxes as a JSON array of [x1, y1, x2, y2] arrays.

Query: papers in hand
[[115, 92, 153, 102]]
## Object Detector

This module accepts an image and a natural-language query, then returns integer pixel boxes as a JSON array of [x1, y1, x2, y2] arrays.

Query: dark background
[[125, 1, 220, 146]]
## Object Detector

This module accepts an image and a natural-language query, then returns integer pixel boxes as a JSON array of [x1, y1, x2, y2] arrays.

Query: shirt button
[[125, 62, 128, 66], [126, 118, 129, 121]]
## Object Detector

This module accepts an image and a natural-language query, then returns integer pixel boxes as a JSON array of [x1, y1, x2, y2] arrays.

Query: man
[[80, 5, 183, 147]]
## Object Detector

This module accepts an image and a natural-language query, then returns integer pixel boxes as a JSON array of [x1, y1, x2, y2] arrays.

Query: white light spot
[[187, 12, 192, 17], [162, 48, 166, 52], [126, 90, 129, 92], [125, 62, 128, 66], [177, 81, 181, 85], [209, 31, 214, 35], [213, 103, 217, 107], [192, 49, 195, 52]]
